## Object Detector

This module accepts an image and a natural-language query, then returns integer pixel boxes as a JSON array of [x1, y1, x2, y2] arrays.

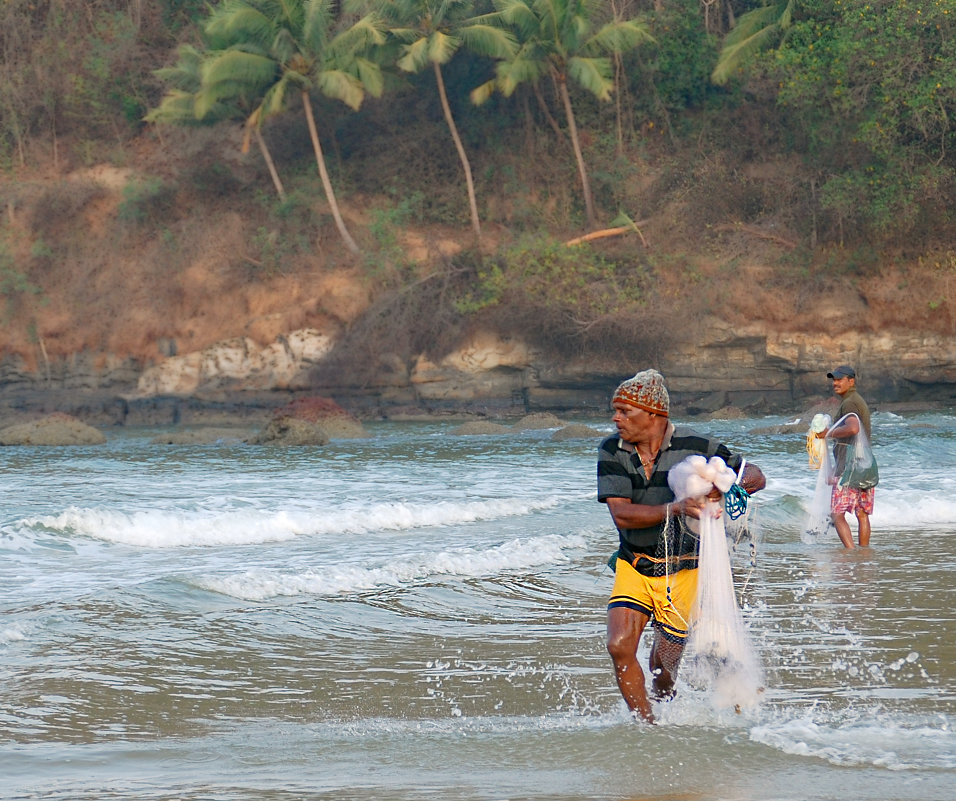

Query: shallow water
[[1, 410, 953, 800]]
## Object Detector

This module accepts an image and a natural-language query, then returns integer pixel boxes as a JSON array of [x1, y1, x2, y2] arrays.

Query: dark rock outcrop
[[0, 413, 106, 446], [552, 424, 606, 441], [514, 412, 564, 430], [249, 417, 331, 446], [248, 396, 368, 445]]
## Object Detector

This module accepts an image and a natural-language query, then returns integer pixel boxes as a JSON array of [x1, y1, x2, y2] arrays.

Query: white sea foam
[[0, 622, 27, 645], [20, 496, 565, 549], [869, 487, 956, 529], [749, 714, 956, 770], [790, 480, 956, 533], [193, 532, 588, 600], [0, 528, 38, 551]]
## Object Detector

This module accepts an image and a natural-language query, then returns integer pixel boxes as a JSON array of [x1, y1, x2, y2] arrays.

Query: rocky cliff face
[[1, 318, 951, 426], [3, 152, 952, 425]]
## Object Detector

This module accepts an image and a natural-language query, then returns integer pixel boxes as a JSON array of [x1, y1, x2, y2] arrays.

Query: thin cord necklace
[[637, 447, 658, 468]]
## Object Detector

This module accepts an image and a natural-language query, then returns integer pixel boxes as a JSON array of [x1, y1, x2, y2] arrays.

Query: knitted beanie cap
[[612, 369, 669, 417]]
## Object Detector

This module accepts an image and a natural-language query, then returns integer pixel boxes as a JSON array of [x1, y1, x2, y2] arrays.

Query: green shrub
[[457, 237, 649, 320], [769, 0, 956, 242], [0, 241, 43, 318], [117, 177, 176, 224]]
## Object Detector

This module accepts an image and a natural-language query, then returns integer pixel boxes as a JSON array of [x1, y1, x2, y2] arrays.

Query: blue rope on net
[[725, 483, 750, 520]]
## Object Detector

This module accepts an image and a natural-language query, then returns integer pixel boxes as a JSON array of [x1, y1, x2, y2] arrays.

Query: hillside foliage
[[0, 0, 954, 373]]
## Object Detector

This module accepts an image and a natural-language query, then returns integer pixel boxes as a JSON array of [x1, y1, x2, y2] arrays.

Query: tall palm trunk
[[302, 90, 361, 256], [433, 61, 482, 245], [535, 81, 566, 140], [556, 73, 596, 231], [253, 126, 287, 202]]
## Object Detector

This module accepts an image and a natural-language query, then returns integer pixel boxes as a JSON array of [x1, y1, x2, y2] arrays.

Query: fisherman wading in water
[[597, 370, 766, 722], [815, 365, 876, 548]]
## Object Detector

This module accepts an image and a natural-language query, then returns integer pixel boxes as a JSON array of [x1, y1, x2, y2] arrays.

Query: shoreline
[[0, 385, 951, 437]]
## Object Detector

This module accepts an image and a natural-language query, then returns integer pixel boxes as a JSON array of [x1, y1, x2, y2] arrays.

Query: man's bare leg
[[856, 509, 871, 546], [832, 513, 855, 548], [607, 606, 654, 722]]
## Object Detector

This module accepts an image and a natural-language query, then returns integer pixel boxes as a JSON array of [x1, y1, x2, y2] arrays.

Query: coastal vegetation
[[0, 0, 953, 382]]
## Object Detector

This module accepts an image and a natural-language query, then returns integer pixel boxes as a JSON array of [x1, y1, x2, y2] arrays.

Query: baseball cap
[[827, 365, 856, 379]]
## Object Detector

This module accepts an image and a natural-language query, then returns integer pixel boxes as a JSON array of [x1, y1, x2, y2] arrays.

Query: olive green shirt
[[839, 388, 871, 441]]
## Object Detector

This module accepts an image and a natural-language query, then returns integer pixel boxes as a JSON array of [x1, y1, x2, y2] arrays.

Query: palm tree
[[199, 0, 386, 255], [472, 0, 652, 230], [147, 43, 287, 201], [711, 1, 796, 85], [363, 0, 516, 244]]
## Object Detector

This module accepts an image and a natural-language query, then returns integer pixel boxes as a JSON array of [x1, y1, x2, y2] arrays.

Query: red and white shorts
[[831, 484, 875, 515]]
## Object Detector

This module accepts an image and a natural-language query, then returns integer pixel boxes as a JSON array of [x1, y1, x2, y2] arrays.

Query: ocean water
[[0, 409, 953, 800]]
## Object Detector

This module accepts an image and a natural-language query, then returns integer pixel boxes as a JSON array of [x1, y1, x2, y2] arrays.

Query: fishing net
[[803, 413, 834, 543], [668, 456, 764, 710]]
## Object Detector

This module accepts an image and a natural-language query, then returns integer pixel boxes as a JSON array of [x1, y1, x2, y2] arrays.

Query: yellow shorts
[[608, 557, 699, 642]]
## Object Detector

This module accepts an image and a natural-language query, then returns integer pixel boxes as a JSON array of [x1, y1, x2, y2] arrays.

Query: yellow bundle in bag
[[806, 413, 831, 470]]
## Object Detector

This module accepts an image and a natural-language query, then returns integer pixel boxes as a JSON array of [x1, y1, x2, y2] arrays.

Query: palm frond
[[353, 57, 385, 98], [530, 0, 558, 35], [246, 0, 304, 32], [246, 104, 263, 129], [397, 35, 431, 72], [566, 9, 590, 52], [341, 0, 372, 15], [387, 26, 422, 44], [724, 2, 792, 49], [302, 0, 335, 50], [153, 45, 205, 92], [495, 53, 545, 96], [201, 49, 279, 93], [271, 27, 300, 65], [261, 75, 293, 116], [330, 13, 388, 58], [587, 19, 654, 54], [566, 55, 613, 101], [428, 30, 460, 65], [492, 0, 537, 36], [145, 90, 201, 124], [205, 3, 275, 50], [712, 2, 795, 84], [193, 83, 236, 120], [458, 23, 517, 59], [470, 78, 498, 105], [315, 68, 366, 110]]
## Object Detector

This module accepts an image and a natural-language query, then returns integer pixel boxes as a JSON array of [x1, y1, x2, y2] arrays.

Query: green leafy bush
[[457, 237, 649, 320], [117, 178, 176, 224], [0, 241, 43, 318], [634, 0, 723, 114], [769, 0, 956, 242]]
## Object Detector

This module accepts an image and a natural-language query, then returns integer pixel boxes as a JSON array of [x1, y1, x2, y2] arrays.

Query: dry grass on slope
[[2, 140, 953, 378]]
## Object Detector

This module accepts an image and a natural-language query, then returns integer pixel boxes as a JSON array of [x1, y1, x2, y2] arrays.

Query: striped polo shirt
[[597, 423, 744, 555]]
